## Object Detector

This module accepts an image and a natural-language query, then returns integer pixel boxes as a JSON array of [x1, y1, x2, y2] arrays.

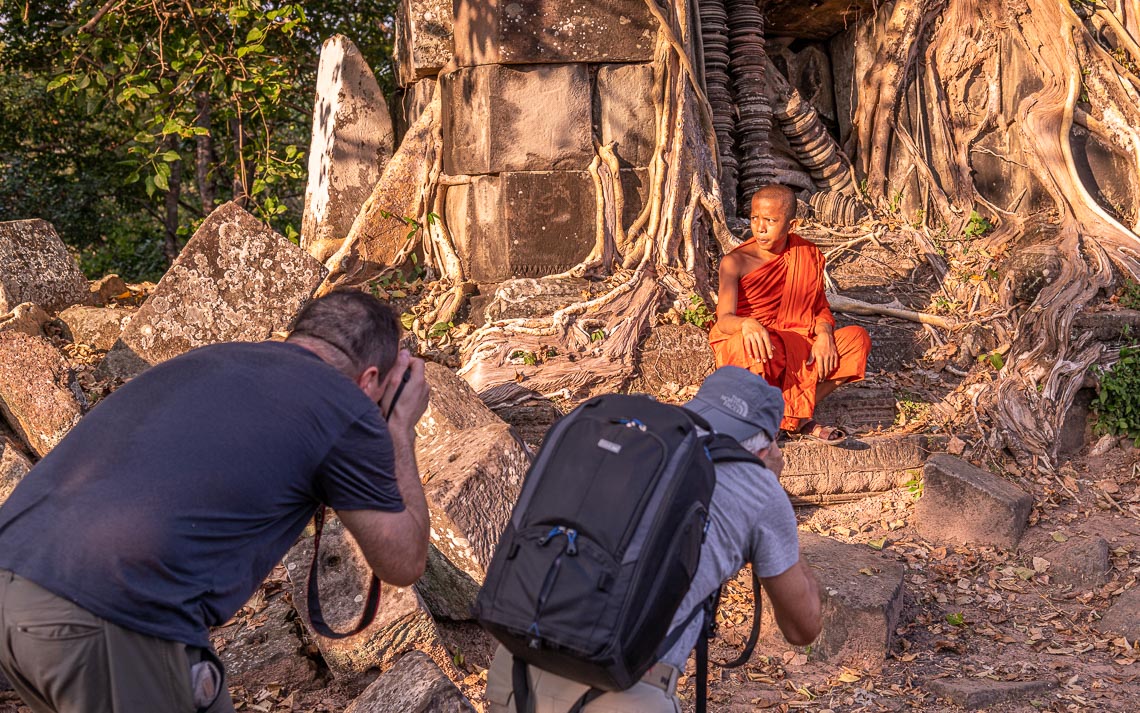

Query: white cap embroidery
[[719, 394, 749, 419]]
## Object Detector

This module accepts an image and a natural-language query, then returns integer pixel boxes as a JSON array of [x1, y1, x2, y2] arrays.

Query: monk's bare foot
[[795, 420, 846, 446]]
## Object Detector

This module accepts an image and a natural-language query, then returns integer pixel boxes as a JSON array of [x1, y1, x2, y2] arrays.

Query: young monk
[[710, 184, 871, 444]]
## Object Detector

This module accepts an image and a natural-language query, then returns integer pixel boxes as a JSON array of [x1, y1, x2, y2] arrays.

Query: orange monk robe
[[709, 233, 871, 431]]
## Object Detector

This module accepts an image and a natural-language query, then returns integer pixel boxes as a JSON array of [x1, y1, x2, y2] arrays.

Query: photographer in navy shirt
[[0, 290, 430, 712]]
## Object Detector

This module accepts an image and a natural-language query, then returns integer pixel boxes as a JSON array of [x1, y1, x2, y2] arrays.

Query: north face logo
[[719, 394, 749, 419]]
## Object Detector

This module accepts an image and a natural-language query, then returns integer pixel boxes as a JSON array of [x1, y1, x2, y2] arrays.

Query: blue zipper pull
[[566, 529, 578, 556], [538, 526, 564, 546]]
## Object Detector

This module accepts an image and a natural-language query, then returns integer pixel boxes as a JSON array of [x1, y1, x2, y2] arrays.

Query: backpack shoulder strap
[[706, 433, 764, 467]]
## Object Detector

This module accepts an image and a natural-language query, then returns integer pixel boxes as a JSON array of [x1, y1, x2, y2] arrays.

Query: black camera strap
[[306, 504, 382, 639]]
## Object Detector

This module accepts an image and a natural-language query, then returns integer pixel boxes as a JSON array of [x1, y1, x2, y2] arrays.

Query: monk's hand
[[808, 332, 839, 381], [741, 319, 774, 365]]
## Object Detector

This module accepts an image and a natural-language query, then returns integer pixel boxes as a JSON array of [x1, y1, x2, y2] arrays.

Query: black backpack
[[473, 394, 765, 713]]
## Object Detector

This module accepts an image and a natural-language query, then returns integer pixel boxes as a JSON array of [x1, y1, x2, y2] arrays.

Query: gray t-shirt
[[659, 459, 800, 669]]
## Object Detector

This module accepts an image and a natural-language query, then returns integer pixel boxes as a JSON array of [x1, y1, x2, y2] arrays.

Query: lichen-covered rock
[[58, 305, 133, 351], [0, 302, 52, 338], [0, 332, 87, 457], [284, 515, 446, 678], [100, 203, 326, 380], [345, 651, 475, 712], [302, 36, 395, 264], [0, 219, 93, 314], [0, 435, 33, 504]]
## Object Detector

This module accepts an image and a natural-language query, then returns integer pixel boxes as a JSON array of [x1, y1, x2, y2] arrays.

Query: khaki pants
[[0, 570, 235, 713], [486, 645, 681, 713]]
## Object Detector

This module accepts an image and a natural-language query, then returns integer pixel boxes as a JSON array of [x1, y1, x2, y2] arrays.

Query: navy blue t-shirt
[[0, 341, 404, 647]]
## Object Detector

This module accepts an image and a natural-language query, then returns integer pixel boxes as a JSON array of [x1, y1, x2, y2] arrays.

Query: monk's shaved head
[[751, 184, 797, 220]]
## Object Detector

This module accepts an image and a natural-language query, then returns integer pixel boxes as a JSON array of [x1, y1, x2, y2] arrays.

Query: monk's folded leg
[[709, 325, 787, 389], [831, 325, 871, 383]]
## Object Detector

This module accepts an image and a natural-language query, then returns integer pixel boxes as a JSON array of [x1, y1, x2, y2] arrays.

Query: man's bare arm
[[338, 354, 430, 587], [759, 559, 822, 646]]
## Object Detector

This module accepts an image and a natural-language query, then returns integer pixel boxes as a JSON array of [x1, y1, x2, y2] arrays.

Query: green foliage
[[509, 350, 538, 367], [429, 321, 453, 338], [681, 294, 716, 329], [963, 210, 993, 238], [945, 612, 966, 627], [904, 473, 924, 500], [590, 329, 606, 342], [981, 351, 1004, 370], [888, 190, 903, 214], [1093, 344, 1140, 446]]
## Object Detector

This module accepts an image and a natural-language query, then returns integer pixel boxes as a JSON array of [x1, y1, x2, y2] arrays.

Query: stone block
[[595, 63, 657, 168], [629, 324, 715, 397], [924, 678, 1058, 710], [764, 0, 878, 40], [100, 203, 326, 381], [213, 591, 316, 691], [1095, 587, 1140, 641], [1, 435, 33, 504], [302, 36, 395, 261], [345, 650, 475, 712], [418, 361, 503, 442], [89, 274, 128, 305], [0, 332, 87, 457], [1047, 536, 1110, 589], [442, 64, 593, 175], [284, 515, 446, 677], [453, 0, 656, 66], [395, 0, 453, 87], [58, 306, 133, 351], [0, 302, 51, 338], [417, 422, 529, 614], [915, 454, 1033, 551], [812, 385, 899, 435], [396, 79, 437, 146], [781, 435, 930, 504], [760, 533, 905, 668], [0, 219, 93, 314], [444, 171, 596, 281]]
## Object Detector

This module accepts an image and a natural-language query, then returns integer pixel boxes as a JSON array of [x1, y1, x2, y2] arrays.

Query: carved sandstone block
[[395, 0, 453, 86], [442, 63, 593, 175], [915, 454, 1033, 551], [453, 0, 655, 66], [0, 332, 87, 457]]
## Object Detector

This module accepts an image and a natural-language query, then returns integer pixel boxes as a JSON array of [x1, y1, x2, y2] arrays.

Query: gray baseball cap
[[685, 366, 783, 442]]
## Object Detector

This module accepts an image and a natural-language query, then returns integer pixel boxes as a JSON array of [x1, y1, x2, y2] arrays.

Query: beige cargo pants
[[0, 570, 234, 713], [486, 645, 682, 713]]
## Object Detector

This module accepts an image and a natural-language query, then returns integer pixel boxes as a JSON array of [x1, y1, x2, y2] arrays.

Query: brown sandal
[[796, 420, 847, 446]]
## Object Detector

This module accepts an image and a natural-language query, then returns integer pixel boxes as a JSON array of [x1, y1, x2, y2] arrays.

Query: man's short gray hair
[[739, 430, 772, 453]]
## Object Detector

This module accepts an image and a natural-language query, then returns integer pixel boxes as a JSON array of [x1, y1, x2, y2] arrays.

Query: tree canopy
[[0, 0, 399, 281]]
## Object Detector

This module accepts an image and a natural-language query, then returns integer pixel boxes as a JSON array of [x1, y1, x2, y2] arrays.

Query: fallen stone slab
[[213, 591, 316, 691], [1095, 587, 1140, 641], [444, 171, 597, 281], [812, 384, 900, 434], [284, 514, 446, 677], [418, 362, 503, 441], [89, 274, 128, 305], [99, 203, 326, 381], [629, 323, 715, 398], [0, 332, 87, 457], [0, 219, 93, 314], [924, 677, 1058, 710], [1, 435, 33, 504], [759, 533, 906, 668], [1046, 536, 1110, 589], [781, 435, 930, 505], [0, 302, 52, 338], [417, 422, 529, 619], [442, 63, 593, 175], [345, 650, 475, 713], [454, 0, 656, 66], [915, 454, 1033, 551], [302, 36, 394, 264], [58, 305, 133, 351], [395, 0, 453, 87]]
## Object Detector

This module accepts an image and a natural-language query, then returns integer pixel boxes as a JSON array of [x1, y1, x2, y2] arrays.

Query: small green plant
[[963, 209, 993, 238], [590, 329, 606, 342], [911, 208, 926, 228], [681, 294, 716, 329], [945, 612, 966, 627], [1118, 278, 1140, 310], [888, 190, 904, 214], [904, 474, 924, 500], [981, 351, 1005, 370], [1093, 343, 1140, 446], [429, 321, 454, 338], [895, 397, 930, 426]]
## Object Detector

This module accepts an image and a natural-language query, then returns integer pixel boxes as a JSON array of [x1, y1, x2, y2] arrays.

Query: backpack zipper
[[527, 527, 578, 647]]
